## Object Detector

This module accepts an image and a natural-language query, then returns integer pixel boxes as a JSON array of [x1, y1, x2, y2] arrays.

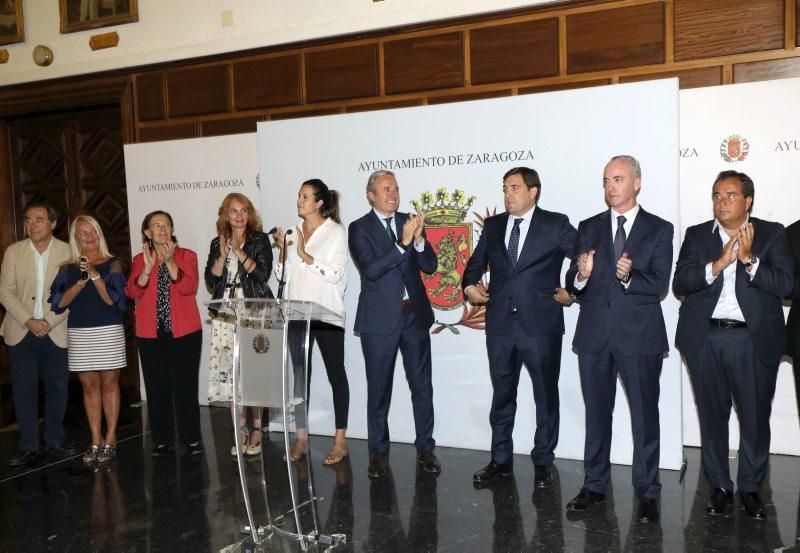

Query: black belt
[[401, 299, 412, 310], [710, 318, 746, 329]]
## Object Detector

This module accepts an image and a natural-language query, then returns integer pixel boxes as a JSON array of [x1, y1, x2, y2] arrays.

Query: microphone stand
[[277, 229, 292, 300]]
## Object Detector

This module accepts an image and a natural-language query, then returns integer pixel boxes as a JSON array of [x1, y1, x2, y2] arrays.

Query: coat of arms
[[720, 134, 750, 162]]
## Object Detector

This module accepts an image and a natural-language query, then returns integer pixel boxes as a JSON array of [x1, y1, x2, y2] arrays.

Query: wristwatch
[[396, 240, 408, 251], [744, 255, 758, 268]]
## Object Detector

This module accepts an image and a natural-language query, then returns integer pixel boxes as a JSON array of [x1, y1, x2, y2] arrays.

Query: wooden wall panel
[[797, 0, 800, 47], [201, 116, 261, 137], [427, 89, 511, 105], [345, 100, 423, 113], [674, 0, 784, 61], [384, 33, 464, 95], [232, 55, 301, 110], [619, 66, 723, 89], [733, 57, 800, 83], [135, 73, 164, 121], [567, 3, 665, 74], [269, 108, 341, 121], [138, 122, 196, 143], [518, 78, 610, 95], [166, 65, 230, 118], [470, 19, 559, 85], [305, 45, 379, 103]]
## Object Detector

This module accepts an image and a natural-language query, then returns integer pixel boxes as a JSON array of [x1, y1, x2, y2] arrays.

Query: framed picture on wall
[[0, 0, 24, 46], [59, 0, 138, 34]]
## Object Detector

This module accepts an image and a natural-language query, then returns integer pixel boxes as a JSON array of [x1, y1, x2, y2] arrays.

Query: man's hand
[[553, 288, 572, 306], [465, 283, 489, 304], [401, 216, 418, 246], [577, 250, 595, 281], [712, 235, 738, 277], [736, 222, 754, 264], [616, 252, 633, 281], [413, 210, 426, 244], [25, 318, 50, 337]]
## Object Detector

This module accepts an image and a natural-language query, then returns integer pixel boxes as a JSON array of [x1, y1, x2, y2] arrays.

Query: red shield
[[727, 138, 741, 159], [421, 224, 472, 310]]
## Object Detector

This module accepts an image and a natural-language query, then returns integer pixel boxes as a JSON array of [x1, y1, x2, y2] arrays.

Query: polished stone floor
[[0, 405, 798, 552]]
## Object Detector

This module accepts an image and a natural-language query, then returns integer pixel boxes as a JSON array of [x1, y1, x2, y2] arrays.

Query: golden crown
[[412, 187, 475, 225]]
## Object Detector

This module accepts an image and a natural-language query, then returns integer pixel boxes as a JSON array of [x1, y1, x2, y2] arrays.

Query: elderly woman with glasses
[[125, 211, 203, 457]]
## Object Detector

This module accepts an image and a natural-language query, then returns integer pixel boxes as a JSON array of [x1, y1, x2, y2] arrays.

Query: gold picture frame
[[0, 0, 24, 46], [59, 0, 138, 34]]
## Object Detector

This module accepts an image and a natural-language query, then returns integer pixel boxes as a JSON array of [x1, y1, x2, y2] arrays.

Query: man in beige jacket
[[0, 203, 74, 466]]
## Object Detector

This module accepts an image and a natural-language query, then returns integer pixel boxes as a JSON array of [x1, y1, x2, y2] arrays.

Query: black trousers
[[138, 330, 202, 447], [290, 320, 349, 430], [9, 333, 69, 451], [685, 325, 778, 493]]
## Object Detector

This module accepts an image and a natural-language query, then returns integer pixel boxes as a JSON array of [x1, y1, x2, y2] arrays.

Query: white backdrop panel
[[123, 134, 261, 405], [680, 78, 800, 455], [259, 79, 683, 470]]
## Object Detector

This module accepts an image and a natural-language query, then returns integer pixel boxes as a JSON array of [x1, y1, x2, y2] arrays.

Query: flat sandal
[[323, 443, 348, 466]]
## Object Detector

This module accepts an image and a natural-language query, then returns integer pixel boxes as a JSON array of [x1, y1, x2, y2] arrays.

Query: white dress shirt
[[706, 217, 759, 322], [29, 238, 52, 319], [274, 218, 348, 327], [504, 205, 536, 254]]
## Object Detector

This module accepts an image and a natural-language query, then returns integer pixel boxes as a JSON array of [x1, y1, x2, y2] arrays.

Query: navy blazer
[[786, 219, 800, 361], [674, 217, 795, 365], [566, 207, 673, 356], [462, 207, 576, 336], [349, 210, 437, 336]]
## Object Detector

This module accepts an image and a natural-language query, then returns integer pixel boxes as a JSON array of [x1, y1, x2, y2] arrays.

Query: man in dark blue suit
[[674, 170, 794, 520], [349, 170, 440, 478], [462, 167, 576, 489], [564, 155, 673, 524]]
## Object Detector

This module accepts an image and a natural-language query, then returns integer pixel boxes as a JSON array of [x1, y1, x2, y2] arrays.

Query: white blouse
[[274, 218, 348, 327]]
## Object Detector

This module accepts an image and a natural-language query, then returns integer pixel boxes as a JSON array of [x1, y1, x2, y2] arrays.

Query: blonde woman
[[49, 215, 127, 464]]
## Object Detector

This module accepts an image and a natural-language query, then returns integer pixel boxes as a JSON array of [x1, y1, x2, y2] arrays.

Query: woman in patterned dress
[[205, 193, 273, 456], [49, 215, 127, 464], [125, 211, 203, 456]]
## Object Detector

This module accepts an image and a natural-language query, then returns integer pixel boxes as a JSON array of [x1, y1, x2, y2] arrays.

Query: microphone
[[277, 229, 293, 300], [266, 227, 278, 235]]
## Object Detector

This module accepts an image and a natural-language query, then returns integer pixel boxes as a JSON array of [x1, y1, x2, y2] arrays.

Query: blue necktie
[[508, 218, 523, 269], [613, 215, 627, 261]]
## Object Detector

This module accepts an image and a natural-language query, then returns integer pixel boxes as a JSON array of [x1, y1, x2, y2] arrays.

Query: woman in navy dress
[[50, 215, 127, 464]]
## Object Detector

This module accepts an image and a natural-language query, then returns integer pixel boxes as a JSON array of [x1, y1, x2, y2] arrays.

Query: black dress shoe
[[150, 444, 174, 457], [739, 492, 767, 520], [46, 443, 77, 459], [637, 497, 659, 523], [566, 489, 606, 511], [533, 464, 553, 489], [705, 488, 733, 515], [184, 442, 203, 456], [368, 452, 388, 479], [8, 449, 39, 467], [473, 461, 513, 483], [417, 450, 441, 474]]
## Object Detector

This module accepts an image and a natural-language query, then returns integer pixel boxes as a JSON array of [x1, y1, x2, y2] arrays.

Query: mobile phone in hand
[[80, 256, 88, 281]]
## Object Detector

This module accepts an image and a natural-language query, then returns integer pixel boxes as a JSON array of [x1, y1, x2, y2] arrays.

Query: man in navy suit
[[349, 170, 440, 478], [462, 167, 576, 489], [564, 155, 673, 524], [785, 219, 800, 417], [674, 170, 794, 520]]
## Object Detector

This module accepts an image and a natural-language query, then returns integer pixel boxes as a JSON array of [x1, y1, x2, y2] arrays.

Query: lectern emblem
[[252, 334, 270, 354]]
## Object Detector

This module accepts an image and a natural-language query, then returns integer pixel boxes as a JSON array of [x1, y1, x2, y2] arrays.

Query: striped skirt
[[68, 324, 126, 372]]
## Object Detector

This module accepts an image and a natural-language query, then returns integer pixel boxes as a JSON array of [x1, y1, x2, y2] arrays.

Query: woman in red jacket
[[125, 210, 203, 456]]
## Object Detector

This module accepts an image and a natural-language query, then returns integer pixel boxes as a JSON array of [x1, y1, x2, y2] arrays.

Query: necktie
[[384, 217, 397, 243], [613, 215, 627, 261], [508, 218, 523, 269]]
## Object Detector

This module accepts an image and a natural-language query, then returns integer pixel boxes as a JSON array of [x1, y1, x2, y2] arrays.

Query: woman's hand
[[142, 242, 157, 272], [156, 240, 176, 264], [79, 255, 96, 279], [296, 227, 313, 265], [219, 234, 231, 259]]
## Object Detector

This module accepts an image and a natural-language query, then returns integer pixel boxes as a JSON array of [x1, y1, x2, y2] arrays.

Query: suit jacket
[[674, 217, 795, 366], [787, 219, 800, 361], [349, 210, 436, 336], [462, 207, 576, 336], [0, 238, 71, 347], [566, 207, 673, 356]]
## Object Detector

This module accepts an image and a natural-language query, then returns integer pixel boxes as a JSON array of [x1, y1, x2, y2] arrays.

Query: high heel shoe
[[83, 444, 101, 464], [284, 440, 308, 463], [97, 444, 116, 463], [231, 426, 250, 456], [323, 442, 349, 466], [245, 429, 262, 456]]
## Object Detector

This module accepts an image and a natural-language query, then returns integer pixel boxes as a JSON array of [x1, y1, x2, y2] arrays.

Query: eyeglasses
[[78, 229, 99, 238], [149, 222, 172, 230]]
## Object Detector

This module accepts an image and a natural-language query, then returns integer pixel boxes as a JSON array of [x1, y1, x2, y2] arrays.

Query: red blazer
[[125, 247, 202, 339]]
